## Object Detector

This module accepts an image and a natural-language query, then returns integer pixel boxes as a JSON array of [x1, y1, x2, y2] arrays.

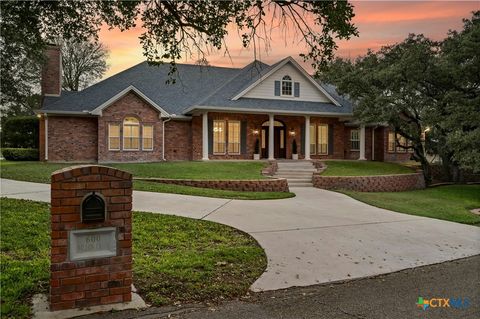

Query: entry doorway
[[261, 120, 286, 159]]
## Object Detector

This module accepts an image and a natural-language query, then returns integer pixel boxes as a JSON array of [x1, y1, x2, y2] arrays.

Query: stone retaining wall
[[135, 177, 289, 192], [313, 172, 425, 192]]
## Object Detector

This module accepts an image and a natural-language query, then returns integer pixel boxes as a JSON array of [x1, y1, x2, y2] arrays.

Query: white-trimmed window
[[317, 124, 328, 155], [227, 121, 240, 154], [350, 129, 360, 151], [309, 124, 316, 154], [213, 120, 226, 154], [123, 117, 140, 150], [281, 75, 293, 96], [142, 125, 153, 150], [108, 124, 120, 150]]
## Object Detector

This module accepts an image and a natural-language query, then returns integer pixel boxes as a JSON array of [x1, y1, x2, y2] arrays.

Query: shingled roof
[[41, 58, 354, 117]]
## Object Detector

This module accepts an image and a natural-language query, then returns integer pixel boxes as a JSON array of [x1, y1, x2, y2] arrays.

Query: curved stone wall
[[135, 177, 289, 192], [313, 172, 425, 192]]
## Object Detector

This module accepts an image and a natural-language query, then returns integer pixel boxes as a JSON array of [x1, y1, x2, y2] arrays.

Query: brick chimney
[[41, 45, 61, 96]]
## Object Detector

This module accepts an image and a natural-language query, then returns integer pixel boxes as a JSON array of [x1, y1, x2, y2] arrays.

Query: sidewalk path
[[1, 178, 479, 291]]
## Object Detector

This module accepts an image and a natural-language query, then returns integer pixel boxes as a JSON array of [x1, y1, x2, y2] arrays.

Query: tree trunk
[[413, 142, 431, 185]]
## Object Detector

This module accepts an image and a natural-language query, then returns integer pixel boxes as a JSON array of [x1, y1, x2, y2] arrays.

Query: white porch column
[[202, 112, 209, 160], [304, 116, 311, 160], [268, 114, 274, 160], [359, 124, 366, 160]]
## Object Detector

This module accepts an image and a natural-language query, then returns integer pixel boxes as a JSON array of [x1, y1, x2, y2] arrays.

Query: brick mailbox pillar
[[50, 165, 133, 311]]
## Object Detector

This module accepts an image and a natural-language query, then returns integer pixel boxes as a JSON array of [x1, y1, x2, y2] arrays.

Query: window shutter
[[300, 125, 305, 155], [274, 81, 280, 96], [208, 119, 213, 155], [240, 121, 247, 155], [328, 124, 334, 155], [294, 82, 300, 97]]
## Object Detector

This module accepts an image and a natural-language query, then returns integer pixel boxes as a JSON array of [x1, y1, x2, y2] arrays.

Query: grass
[[135, 181, 295, 200], [0, 161, 267, 183], [0, 161, 295, 200], [321, 160, 414, 176], [0, 198, 267, 318], [341, 185, 480, 225]]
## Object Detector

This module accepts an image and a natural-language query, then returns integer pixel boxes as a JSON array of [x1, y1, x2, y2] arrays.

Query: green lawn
[[0, 161, 294, 200], [135, 181, 295, 200], [321, 160, 414, 176], [0, 161, 267, 183], [0, 198, 267, 318], [342, 185, 480, 225]]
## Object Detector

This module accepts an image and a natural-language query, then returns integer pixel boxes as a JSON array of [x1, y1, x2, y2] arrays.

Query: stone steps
[[274, 161, 317, 188], [287, 182, 313, 187]]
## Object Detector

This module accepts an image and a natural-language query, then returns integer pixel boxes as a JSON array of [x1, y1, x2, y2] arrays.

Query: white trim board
[[185, 105, 353, 117]]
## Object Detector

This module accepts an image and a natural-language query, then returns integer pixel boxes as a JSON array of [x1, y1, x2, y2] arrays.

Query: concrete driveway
[[1, 178, 479, 291]]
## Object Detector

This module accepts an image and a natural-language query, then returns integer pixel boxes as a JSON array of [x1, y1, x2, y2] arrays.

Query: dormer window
[[281, 75, 293, 96]]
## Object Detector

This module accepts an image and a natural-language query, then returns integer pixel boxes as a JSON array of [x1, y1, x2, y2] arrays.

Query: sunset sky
[[99, 1, 479, 78]]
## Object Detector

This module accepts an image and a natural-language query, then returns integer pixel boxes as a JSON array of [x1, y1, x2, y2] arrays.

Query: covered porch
[[196, 111, 371, 161]]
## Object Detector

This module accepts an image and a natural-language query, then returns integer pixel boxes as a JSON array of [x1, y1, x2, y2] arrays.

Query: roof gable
[[231, 57, 341, 106], [90, 85, 169, 116]]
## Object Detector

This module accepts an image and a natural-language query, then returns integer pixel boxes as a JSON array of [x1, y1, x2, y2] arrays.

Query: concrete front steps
[[274, 160, 317, 187]]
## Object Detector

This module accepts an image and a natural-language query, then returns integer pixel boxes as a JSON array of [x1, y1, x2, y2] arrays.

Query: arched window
[[281, 75, 292, 96], [123, 117, 140, 150]]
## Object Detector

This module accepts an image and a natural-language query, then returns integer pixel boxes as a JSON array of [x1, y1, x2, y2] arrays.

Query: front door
[[261, 126, 286, 159]]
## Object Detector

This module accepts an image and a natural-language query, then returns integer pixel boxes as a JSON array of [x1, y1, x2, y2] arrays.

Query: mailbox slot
[[81, 192, 106, 223]]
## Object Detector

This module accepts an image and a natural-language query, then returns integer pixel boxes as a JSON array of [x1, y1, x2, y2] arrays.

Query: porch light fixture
[[252, 129, 259, 135], [289, 129, 296, 136]]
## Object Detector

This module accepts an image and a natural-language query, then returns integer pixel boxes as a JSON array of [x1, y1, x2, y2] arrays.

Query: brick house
[[37, 46, 411, 163]]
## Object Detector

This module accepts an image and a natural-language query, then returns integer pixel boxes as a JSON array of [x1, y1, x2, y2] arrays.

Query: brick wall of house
[[47, 116, 98, 162], [164, 120, 192, 160], [41, 46, 61, 96], [49, 165, 132, 311], [191, 115, 203, 160], [313, 172, 425, 192], [374, 127, 385, 161], [98, 92, 163, 162]]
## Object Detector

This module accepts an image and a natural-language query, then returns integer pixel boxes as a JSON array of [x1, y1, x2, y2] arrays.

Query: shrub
[[254, 138, 260, 154], [1, 148, 39, 161], [1, 116, 39, 148]]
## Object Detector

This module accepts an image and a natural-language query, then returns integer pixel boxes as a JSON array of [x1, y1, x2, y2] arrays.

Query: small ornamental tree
[[254, 138, 260, 154], [292, 139, 298, 155]]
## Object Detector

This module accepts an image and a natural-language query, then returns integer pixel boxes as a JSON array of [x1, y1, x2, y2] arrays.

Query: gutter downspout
[[162, 116, 172, 161], [44, 114, 48, 161]]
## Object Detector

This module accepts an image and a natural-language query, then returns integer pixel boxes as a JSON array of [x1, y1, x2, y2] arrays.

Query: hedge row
[[1, 148, 39, 161], [1, 116, 39, 148]]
